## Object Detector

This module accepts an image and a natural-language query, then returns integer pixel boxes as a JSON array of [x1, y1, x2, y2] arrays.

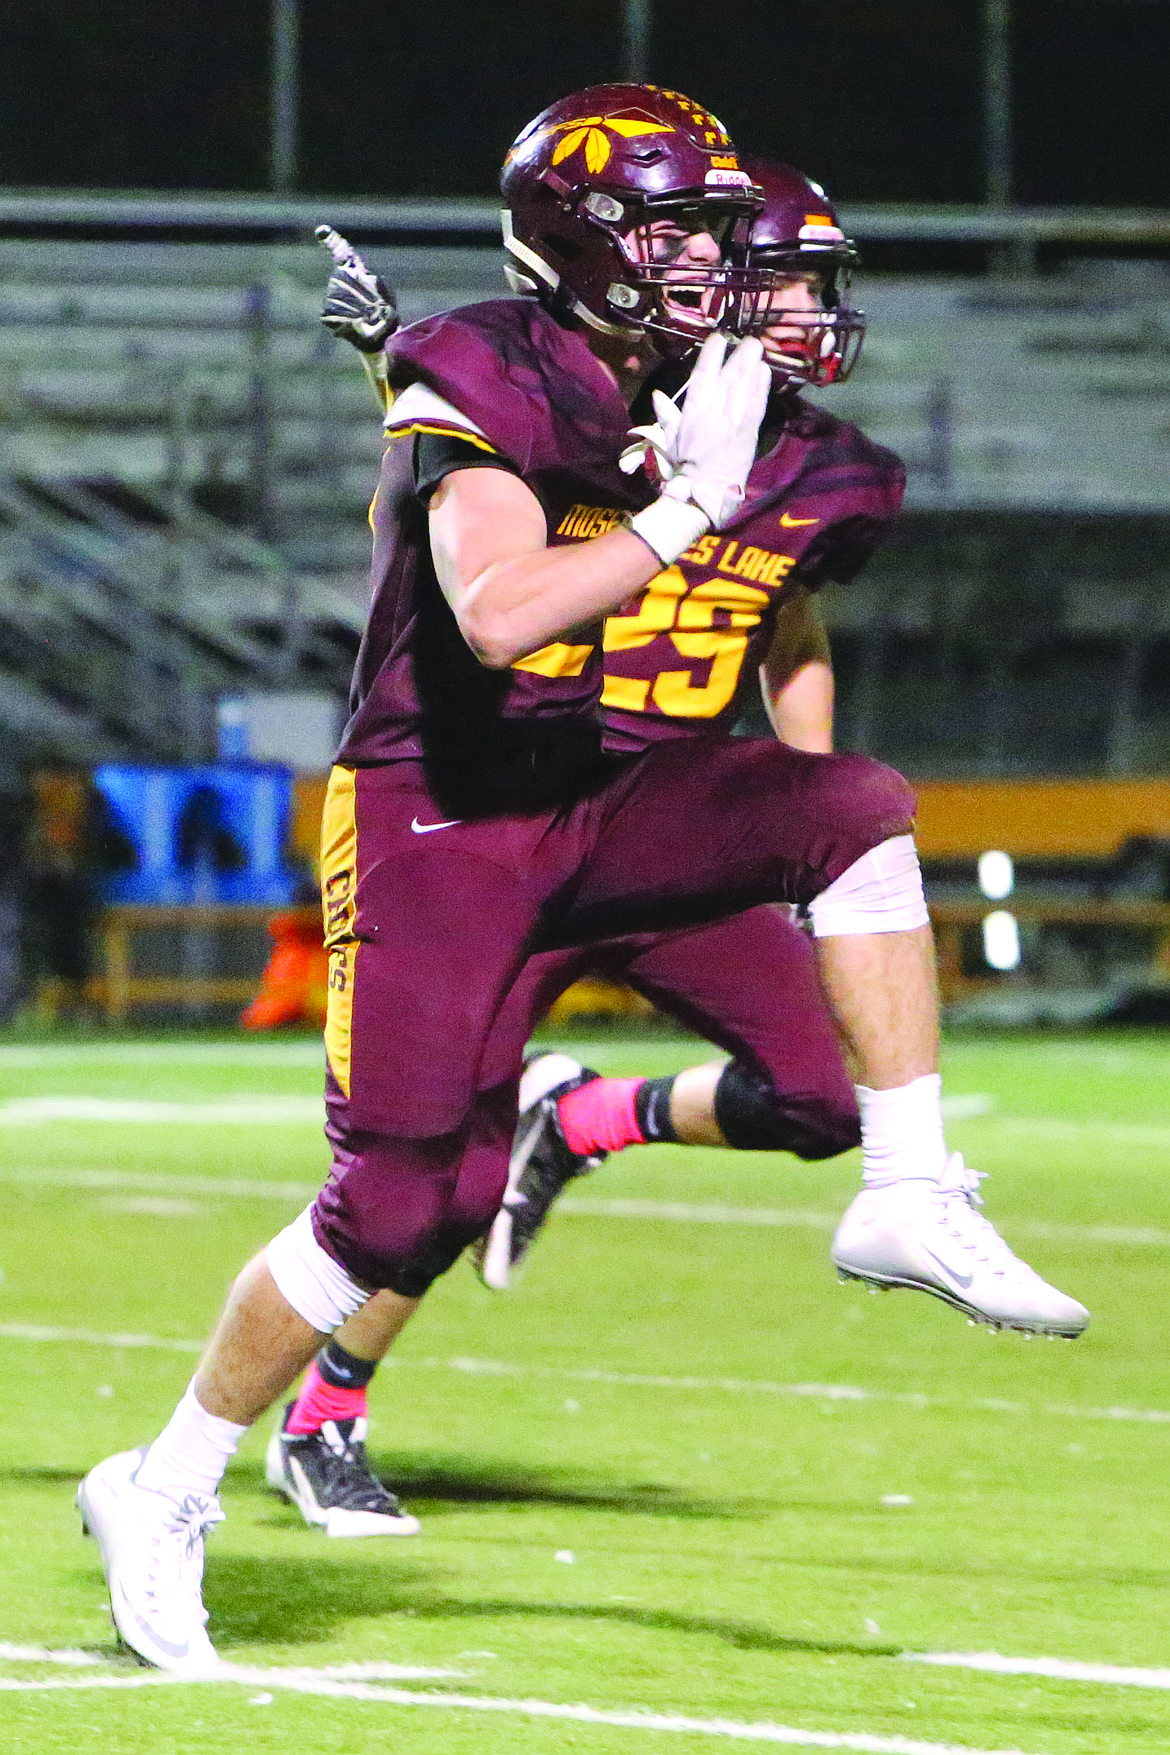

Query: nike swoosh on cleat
[[921, 1246, 974, 1289], [410, 817, 461, 834], [118, 1589, 190, 1662], [778, 513, 819, 527]]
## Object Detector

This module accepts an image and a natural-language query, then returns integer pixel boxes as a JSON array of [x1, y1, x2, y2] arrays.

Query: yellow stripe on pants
[[320, 766, 358, 1098]]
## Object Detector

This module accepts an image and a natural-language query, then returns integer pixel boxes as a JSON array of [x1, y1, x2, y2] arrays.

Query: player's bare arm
[[431, 332, 770, 669], [760, 586, 834, 752], [768, 659, 834, 751], [429, 465, 664, 669]]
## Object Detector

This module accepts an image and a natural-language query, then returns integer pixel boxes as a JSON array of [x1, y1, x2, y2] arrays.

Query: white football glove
[[665, 333, 771, 526], [619, 388, 683, 482], [628, 335, 771, 565], [315, 224, 399, 353]]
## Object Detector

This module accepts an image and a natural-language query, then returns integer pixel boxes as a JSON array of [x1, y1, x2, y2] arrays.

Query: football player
[[78, 89, 1087, 1665], [263, 159, 1086, 1535], [266, 163, 875, 1532]]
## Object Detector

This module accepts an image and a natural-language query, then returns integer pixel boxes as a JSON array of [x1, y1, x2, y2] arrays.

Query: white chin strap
[[503, 263, 539, 295], [501, 210, 560, 297], [501, 209, 640, 340]]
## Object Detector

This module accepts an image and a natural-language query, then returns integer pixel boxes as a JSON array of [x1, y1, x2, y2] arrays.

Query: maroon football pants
[[498, 905, 859, 1158], [314, 736, 913, 1291]]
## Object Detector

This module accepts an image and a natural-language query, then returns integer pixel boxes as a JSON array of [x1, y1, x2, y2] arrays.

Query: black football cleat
[[265, 1408, 420, 1537], [474, 1052, 605, 1290]]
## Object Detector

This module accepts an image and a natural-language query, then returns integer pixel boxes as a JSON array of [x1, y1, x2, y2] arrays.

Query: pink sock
[[284, 1360, 369, 1435], [558, 1077, 645, 1156]]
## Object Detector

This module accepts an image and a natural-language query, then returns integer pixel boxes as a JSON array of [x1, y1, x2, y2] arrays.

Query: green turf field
[[1, 1029, 1169, 1754]]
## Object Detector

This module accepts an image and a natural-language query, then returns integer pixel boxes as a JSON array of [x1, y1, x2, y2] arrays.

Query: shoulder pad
[[386, 300, 629, 475]]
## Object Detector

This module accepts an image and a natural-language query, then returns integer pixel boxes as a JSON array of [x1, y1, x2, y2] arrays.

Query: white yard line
[[959, 1043, 1170, 1078], [994, 1116, 1170, 1149], [2, 1165, 1165, 1252], [0, 1323, 203, 1354], [0, 1043, 324, 1067], [7, 1635, 1170, 1705], [0, 1667, 1043, 1754], [440, 1356, 1170, 1426], [939, 1096, 995, 1120], [8, 1080, 1170, 1162], [0, 1645, 465, 1679], [0, 1674, 168, 1692], [2, 1323, 1168, 1426], [905, 1650, 1170, 1689], [0, 1642, 105, 1666], [559, 1199, 1170, 1250], [1009, 1220, 1170, 1248], [560, 1198, 842, 1229], [0, 1167, 316, 1199], [0, 1097, 324, 1124], [15, 1640, 1170, 1693]]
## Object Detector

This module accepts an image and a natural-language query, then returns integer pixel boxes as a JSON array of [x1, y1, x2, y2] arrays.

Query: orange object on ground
[[240, 911, 329, 1030]]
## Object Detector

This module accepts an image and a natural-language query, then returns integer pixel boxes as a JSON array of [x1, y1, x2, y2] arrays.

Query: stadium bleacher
[[1, 222, 1168, 780]]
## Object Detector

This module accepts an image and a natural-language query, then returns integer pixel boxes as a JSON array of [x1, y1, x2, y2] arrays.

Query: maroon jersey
[[598, 397, 904, 755], [337, 299, 654, 809]]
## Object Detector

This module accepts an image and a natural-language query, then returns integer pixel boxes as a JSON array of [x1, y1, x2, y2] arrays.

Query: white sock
[[855, 1074, 947, 1188], [135, 1378, 247, 1500]]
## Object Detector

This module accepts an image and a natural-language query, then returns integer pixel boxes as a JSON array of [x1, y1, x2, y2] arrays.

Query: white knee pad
[[809, 833, 930, 937], [265, 1205, 370, 1334]]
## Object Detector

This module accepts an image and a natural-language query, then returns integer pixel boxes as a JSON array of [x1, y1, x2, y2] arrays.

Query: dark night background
[[0, 0, 1167, 203]]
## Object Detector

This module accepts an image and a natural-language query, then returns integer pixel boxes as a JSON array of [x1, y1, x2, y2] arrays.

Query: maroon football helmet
[[739, 158, 866, 387], [500, 84, 763, 350]]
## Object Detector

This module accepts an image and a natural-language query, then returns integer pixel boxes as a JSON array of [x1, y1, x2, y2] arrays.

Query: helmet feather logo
[[543, 114, 674, 175]]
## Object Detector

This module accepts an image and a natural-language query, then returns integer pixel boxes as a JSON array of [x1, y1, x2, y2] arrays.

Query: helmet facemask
[[504, 182, 763, 355], [736, 245, 866, 388], [603, 195, 763, 352]]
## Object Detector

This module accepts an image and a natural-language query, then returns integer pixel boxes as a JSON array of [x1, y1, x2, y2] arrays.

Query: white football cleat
[[831, 1153, 1090, 1337], [77, 1447, 223, 1674]]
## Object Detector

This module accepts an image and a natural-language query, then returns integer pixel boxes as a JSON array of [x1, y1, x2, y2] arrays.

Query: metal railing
[[1, 190, 1169, 255]]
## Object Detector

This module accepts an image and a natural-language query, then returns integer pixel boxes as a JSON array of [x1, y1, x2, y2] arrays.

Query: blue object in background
[[93, 765, 298, 905], [216, 699, 251, 762]]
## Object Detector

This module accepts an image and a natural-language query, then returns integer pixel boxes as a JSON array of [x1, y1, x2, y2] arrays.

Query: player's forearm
[[762, 658, 834, 752], [455, 527, 663, 669]]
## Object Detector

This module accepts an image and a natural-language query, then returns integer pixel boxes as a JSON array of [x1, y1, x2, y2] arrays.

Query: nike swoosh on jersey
[[921, 1246, 974, 1290], [779, 513, 820, 527], [410, 817, 462, 834]]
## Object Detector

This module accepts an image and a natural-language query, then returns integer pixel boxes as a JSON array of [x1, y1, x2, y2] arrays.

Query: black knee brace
[[381, 1246, 461, 1300], [713, 1059, 860, 1161]]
